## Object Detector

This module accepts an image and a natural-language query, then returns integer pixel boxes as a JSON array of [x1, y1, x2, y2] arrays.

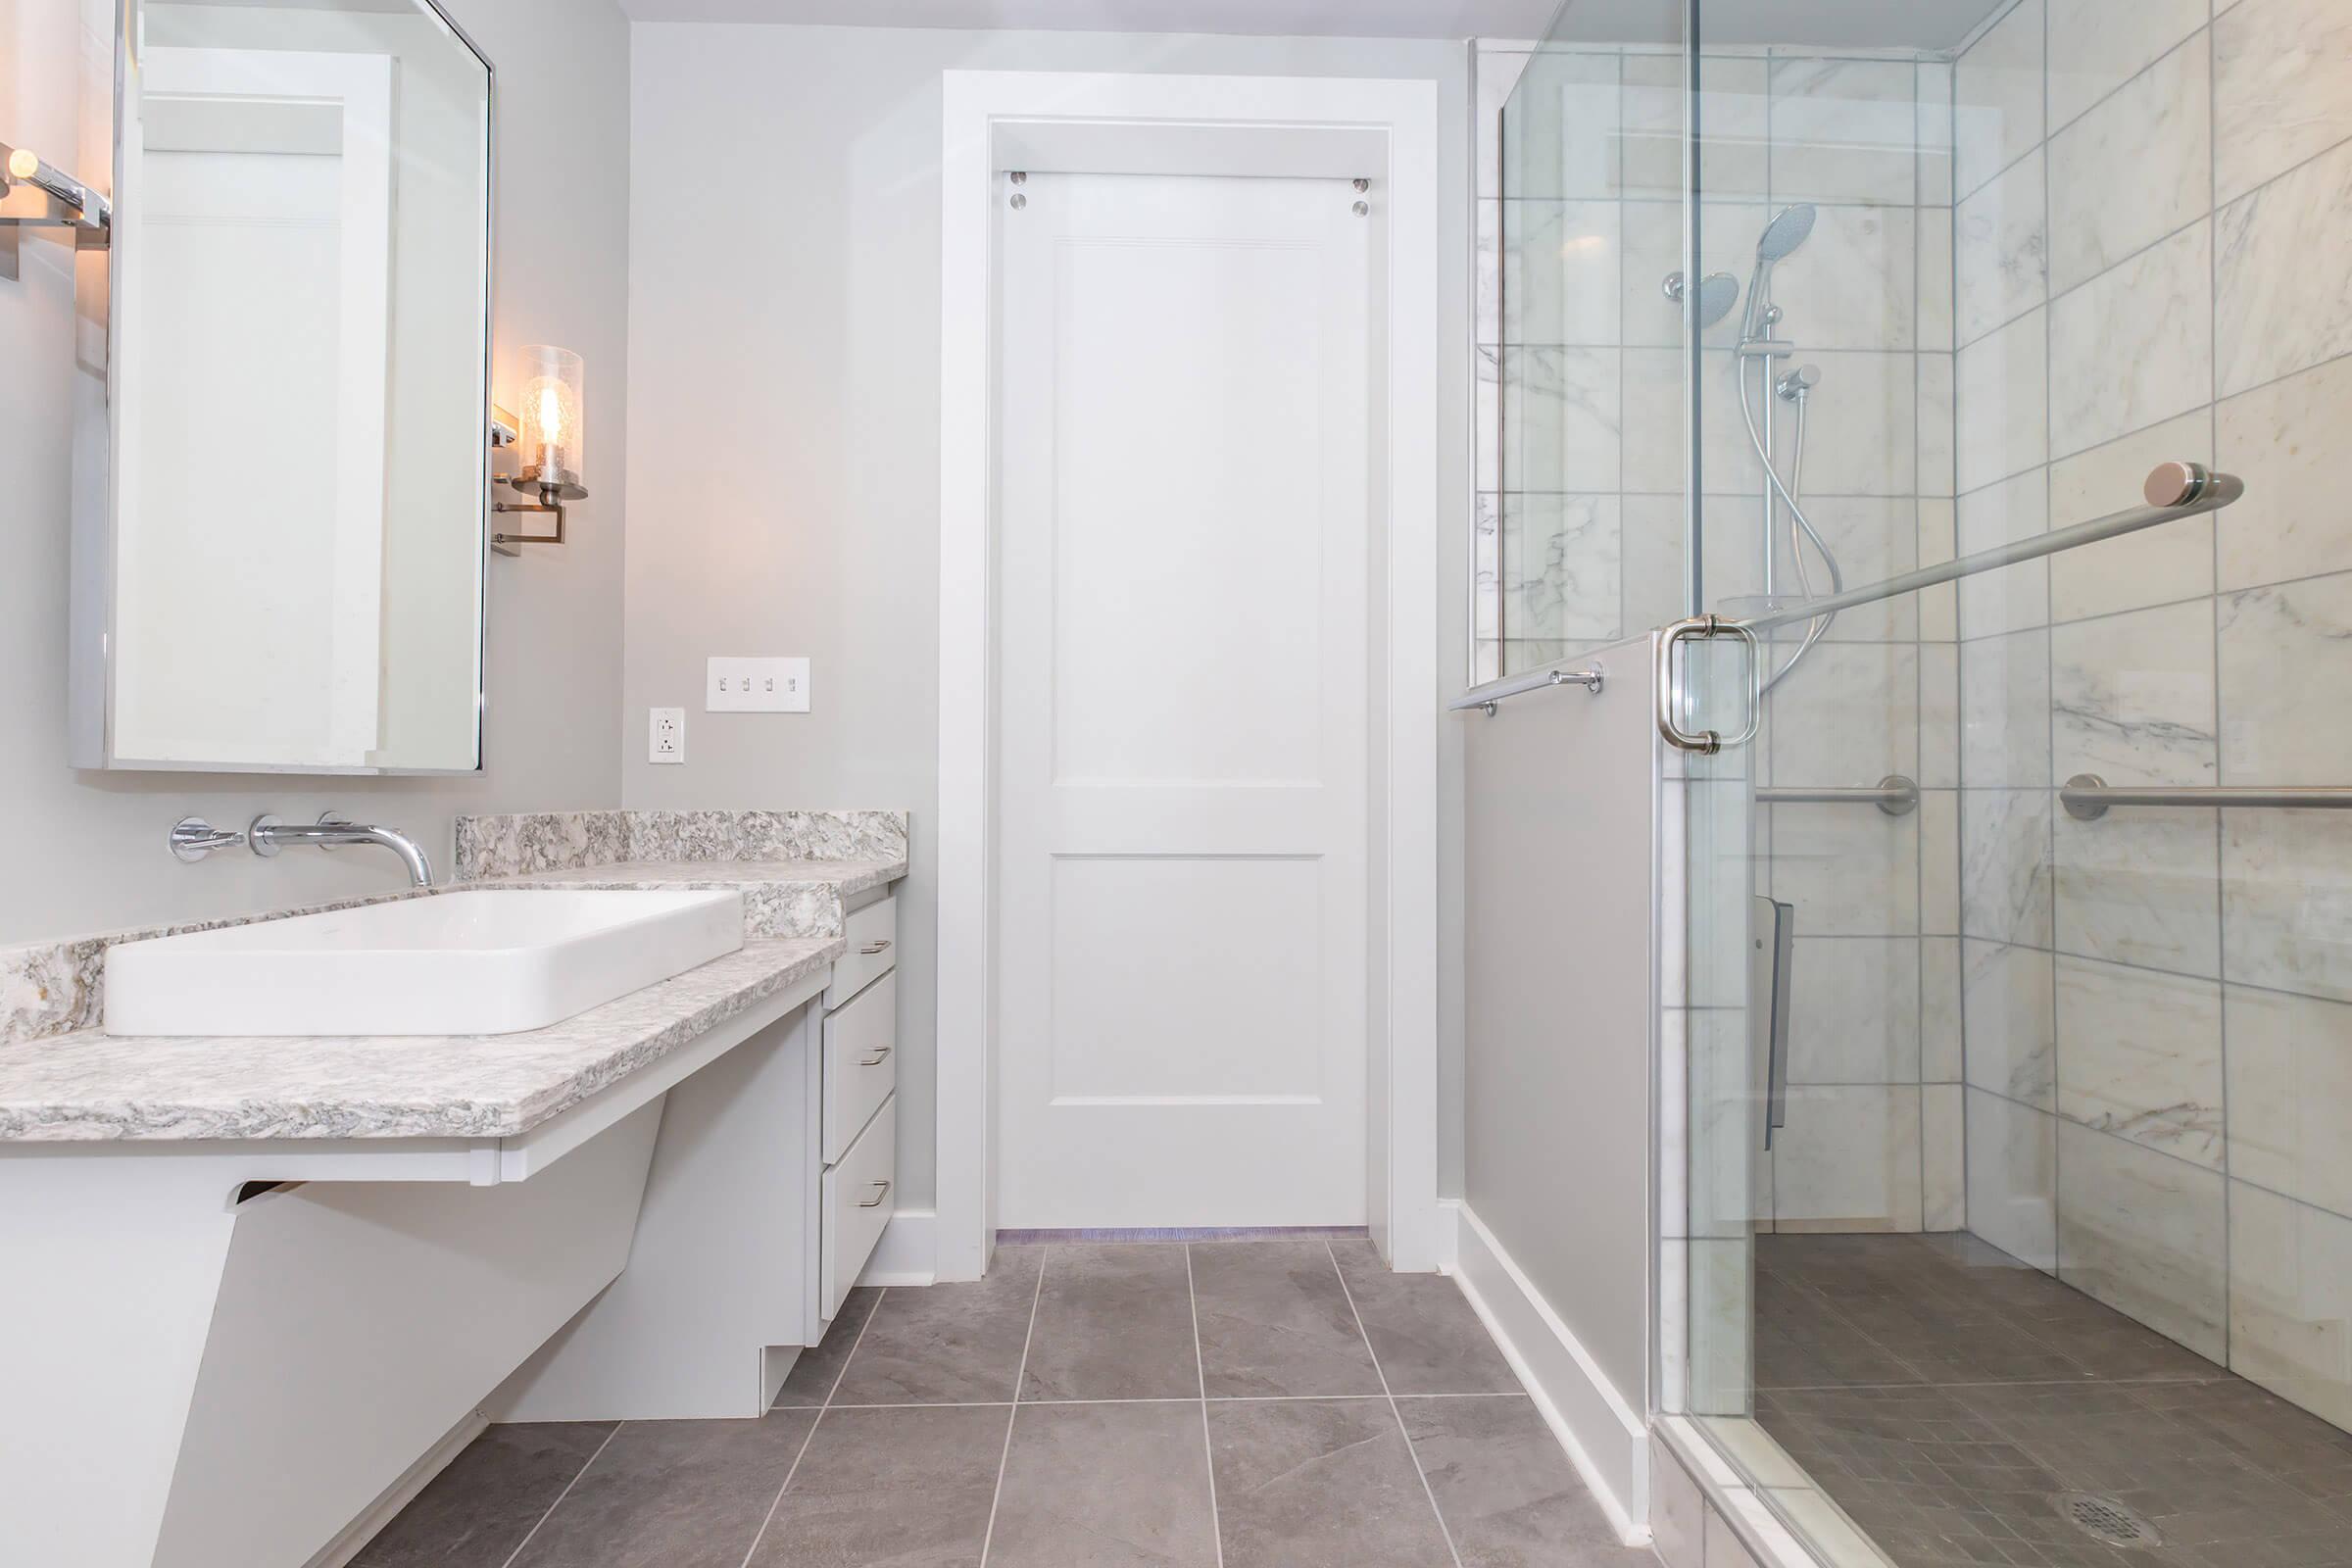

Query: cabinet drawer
[[824, 895, 897, 1010], [820, 1096, 895, 1319], [821, 974, 896, 1165]]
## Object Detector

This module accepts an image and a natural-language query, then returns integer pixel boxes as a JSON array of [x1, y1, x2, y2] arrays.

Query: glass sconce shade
[[515, 345, 586, 499]]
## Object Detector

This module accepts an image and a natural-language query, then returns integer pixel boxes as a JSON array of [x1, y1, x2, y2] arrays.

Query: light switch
[[706, 657, 811, 713]]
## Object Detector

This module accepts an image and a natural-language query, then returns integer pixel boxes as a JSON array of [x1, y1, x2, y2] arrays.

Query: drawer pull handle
[[859, 939, 893, 956], [857, 1180, 893, 1208], [858, 1047, 894, 1067]]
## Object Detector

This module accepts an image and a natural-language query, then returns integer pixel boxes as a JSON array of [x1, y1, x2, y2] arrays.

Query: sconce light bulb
[[7, 147, 37, 181], [536, 383, 565, 448]]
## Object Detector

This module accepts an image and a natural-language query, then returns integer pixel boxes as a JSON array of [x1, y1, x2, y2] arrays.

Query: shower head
[[1740, 204, 1819, 343], [1664, 270, 1740, 327], [1755, 203, 1818, 262]]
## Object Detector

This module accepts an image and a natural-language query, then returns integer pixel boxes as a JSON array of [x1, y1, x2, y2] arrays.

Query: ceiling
[[614, 0, 2009, 52]]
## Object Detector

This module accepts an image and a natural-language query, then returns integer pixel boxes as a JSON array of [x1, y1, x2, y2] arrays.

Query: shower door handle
[[1658, 617, 1761, 754], [1752, 897, 1793, 1150]]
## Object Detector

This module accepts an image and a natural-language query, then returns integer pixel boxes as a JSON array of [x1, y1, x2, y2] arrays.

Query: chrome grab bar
[[1732, 464, 2244, 637], [1449, 663, 1604, 715], [1757, 774, 1919, 816], [2063, 774, 2352, 820], [1657, 616, 1760, 754]]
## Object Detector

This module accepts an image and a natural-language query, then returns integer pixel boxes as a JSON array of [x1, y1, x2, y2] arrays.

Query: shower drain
[[2052, 1492, 2163, 1549]]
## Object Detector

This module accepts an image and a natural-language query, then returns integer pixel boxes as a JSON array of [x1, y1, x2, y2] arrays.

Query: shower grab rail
[[2062, 774, 2352, 819], [1756, 774, 1918, 816], [1730, 463, 2245, 637], [1449, 663, 1605, 715]]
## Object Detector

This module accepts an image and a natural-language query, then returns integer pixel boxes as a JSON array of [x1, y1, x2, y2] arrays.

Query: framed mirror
[[70, 0, 493, 773]]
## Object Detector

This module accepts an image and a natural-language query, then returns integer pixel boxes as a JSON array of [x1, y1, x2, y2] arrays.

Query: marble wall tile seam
[[2042, 17, 2215, 143], [1972, 1071, 2247, 1193]]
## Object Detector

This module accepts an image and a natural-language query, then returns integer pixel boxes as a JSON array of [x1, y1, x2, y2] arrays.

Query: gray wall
[[621, 22, 1476, 1209], [0, 0, 631, 945]]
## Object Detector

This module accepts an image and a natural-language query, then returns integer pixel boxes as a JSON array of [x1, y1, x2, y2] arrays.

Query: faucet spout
[[248, 813, 435, 888]]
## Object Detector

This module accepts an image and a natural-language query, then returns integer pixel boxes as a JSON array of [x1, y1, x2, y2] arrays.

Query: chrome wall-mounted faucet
[[168, 812, 435, 888]]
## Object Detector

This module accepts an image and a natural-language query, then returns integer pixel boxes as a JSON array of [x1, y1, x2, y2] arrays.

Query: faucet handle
[[170, 816, 246, 863]]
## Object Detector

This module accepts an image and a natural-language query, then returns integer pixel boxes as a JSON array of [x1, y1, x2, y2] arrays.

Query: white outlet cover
[[649, 706, 686, 764], [707, 657, 812, 713]]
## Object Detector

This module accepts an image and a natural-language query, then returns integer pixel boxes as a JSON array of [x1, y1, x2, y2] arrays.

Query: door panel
[[998, 172, 1371, 1228]]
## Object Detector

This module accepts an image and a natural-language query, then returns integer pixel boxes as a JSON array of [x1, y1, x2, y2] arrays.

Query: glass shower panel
[[1669, 1, 2352, 1565], [1491, 3, 1693, 681]]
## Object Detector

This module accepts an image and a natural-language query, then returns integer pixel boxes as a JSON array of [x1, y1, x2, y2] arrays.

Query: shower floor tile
[[1756, 1233, 2352, 1568]]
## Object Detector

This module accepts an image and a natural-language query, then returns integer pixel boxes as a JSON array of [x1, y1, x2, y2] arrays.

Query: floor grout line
[[975, 1250, 1049, 1567], [496, 1421, 622, 1568], [1186, 1244, 1226, 1568], [1326, 1240, 1464, 1568], [734, 1283, 889, 1568]]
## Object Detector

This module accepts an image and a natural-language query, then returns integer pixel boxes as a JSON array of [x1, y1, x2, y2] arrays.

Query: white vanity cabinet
[[493, 893, 900, 1423], [815, 894, 899, 1318]]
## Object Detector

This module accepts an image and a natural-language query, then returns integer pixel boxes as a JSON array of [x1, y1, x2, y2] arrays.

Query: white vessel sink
[[103, 889, 747, 1037]]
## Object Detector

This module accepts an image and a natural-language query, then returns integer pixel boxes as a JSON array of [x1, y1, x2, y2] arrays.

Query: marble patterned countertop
[[468, 858, 905, 939], [0, 936, 842, 1144]]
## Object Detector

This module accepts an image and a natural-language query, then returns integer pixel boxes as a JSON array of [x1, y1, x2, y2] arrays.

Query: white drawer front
[[821, 974, 897, 1165], [820, 1096, 895, 1319], [824, 895, 898, 1010]]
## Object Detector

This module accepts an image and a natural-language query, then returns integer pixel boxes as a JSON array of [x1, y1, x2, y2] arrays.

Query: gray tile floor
[[1756, 1233, 2352, 1568], [356, 1236, 1651, 1568]]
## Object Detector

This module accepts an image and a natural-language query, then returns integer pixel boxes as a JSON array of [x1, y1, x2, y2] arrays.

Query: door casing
[[934, 70, 1442, 1281]]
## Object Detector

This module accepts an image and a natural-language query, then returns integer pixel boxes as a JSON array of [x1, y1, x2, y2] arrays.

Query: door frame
[[934, 70, 1442, 1281]]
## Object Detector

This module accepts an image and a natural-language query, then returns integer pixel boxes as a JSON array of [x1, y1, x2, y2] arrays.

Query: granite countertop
[[474, 858, 904, 899], [0, 937, 840, 1144]]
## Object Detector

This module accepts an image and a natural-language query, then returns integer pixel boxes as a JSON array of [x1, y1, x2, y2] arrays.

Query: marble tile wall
[[1949, 0, 2352, 1434], [1478, 39, 1956, 1242]]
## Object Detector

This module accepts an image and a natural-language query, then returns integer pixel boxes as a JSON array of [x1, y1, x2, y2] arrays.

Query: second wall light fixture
[[491, 344, 587, 555]]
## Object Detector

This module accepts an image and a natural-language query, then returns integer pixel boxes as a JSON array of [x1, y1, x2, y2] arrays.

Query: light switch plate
[[706, 657, 811, 713], [648, 707, 685, 763]]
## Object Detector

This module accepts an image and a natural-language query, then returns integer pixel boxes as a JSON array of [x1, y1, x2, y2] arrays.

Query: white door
[[997, 172, 1373, 1229], [115, 48, 392, 767]]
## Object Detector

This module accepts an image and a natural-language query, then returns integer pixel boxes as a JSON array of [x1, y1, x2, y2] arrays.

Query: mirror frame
[[68, 0, 498, 775]]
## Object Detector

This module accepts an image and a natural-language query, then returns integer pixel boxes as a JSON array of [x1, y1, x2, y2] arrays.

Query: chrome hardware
[[1447, 664, 1604, 715], [248, 812, 434, 888], [0, 139, 111, 249], [1775, 365, 1820, 402], [1008, 171, 1026, 184], [1752, 898, 1793, 1150], [856, 1180, 893, 1208], [2062, 774, 2352, 820], [858, 1047, 894, 1067], [1657, 617, 1760, 754], [169, 817, 246, 863], [1756, 774, 1919, 817], [1734, 465, 2246, 637], [1352, 178, 1369, 192], [1010, 193, 1027, 209], [1351, 200, 1369, 216], [859, 939, 893, 956]]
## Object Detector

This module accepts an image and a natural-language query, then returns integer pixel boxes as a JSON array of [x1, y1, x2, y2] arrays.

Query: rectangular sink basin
[[104, 889, 747, 1037]]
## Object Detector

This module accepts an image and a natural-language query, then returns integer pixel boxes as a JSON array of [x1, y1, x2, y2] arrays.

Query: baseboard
[[1446, 1201, 1650, 1547], [859, 1206, 938, 1286], [302, 1407, 488, 1568]]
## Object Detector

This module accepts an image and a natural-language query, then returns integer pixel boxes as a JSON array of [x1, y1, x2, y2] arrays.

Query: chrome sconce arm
[[488, 409, 576, 554], [0, 140, 111, 281]]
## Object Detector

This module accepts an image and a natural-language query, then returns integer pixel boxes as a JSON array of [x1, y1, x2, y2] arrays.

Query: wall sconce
[[0, 140, 112, 282], [491, 345, 587, 555]]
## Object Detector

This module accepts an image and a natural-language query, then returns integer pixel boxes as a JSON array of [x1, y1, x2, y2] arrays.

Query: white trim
[[859, 1206, 940, 1287], [935, 69, 1445, 1282], [1446, 1200, 1650, 1548], [301, 1408, 488, 1568]]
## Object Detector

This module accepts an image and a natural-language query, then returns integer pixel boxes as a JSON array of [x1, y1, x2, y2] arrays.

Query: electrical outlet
[[648, 707, 685, 764], [706, 657, 812, 713]]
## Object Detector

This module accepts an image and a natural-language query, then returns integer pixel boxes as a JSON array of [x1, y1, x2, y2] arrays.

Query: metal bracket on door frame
[[1656, 616, 1761, 754]]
